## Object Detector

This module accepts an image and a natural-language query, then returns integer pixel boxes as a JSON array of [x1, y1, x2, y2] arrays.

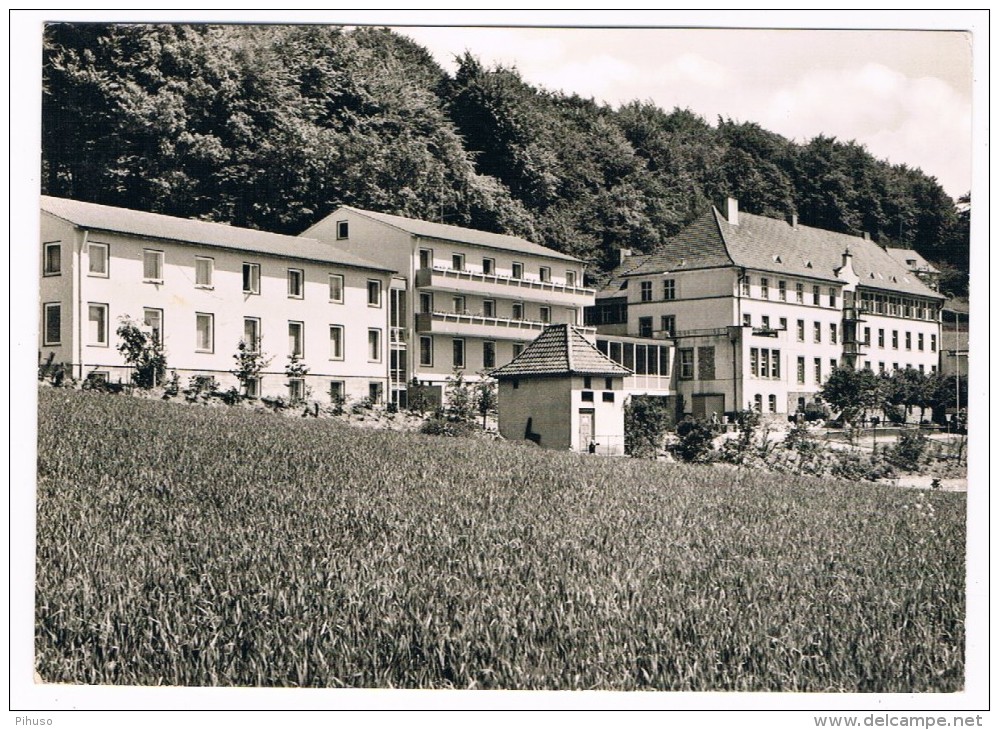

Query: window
[[797, 320, 805, 342], [778, 281, 787, 301], [288, 379, 305, 402], [661, 315, 675, 337], [288, 321, 304, 358], [452, 295, 465, 314], [245, 377, 260, 398], [864, 361, 871, 370], [931, 334, 937, 352], [879, 362, 885, 373], [452, 338, 465, 368], [603, 392, 615, 403], [919, 364, 924, 373], [88, 242, 109, 277], [43, 242, 61, 275], [679, 349, 694, 379], [419, 249, 433, 269], [698, 346, 716, 380], [772, 351, 781, 378], [813, 285, 821, 306], [539, 306, 551, 324], [797, 356, 805, 384], [663, 279, 676, 300], [814, 358, 822, 383], [329, 274, 344, 303], [483, 299, 495, 318], [566, 271, 577, 287], [638, 316, 653, 337], [795, 282, 804, 303], [813, 322, 821, 343], [761, 315, 771, 330], [581, 390, 594, 402], [760, 278, 769, 299], [43, 303, 61, 345], [368, 329, 382, 362], [482, 258, 494, 275], [743, 313, 752, 327], [191, 256, 212, 288], [143, 308, 163, 343], [640, 281, 653, 302], [143, 249, 164, 282], [605, 378, 614, 390], [893, 363, 900, 371], [892, 330, 899, 349], [329, 325, 344, 360], [761, 350, 770, 379], [367, 280, 382, 307], [243, 263, 260, 294], [244, 317, 260, 351], [539, 266, 551, 283], [512, 262, 523, 279], [420, 292, 433, 314], [754, 394, 763, 412], [329, 381, 344, 403], [864, 327, 871, 345], [419, 336, 433, 366], [829, 323, 838, 344], [452, 253, 465, 271], [483, 341, 496, 369], [369, 382, 383, 404], [768, 394, 777, 413], [831, 359, 838, 374], [741, 278, 751, 296], [512, 343, 524, 358], [905, 332, 912, 350], [195, 312, 213, 353], [512, 303, 524, 320], [829, 288, 837, 308], [288, 268, 304, 298], [85, 303, 108, 346], [779, 317, 787, 331], [336, 220, 349, 239], [878, 329, 885, 348], [750, 348, 759, 377]]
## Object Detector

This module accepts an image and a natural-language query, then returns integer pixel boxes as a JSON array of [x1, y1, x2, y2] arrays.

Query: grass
[[35, 388, 965, 691]]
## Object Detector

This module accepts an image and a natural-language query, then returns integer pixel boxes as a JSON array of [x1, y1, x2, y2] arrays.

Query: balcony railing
[[841, 341, 866, 356], [842, 306, 866, 323], [416, 310, 595, 340], [416, 266, 595, 302]]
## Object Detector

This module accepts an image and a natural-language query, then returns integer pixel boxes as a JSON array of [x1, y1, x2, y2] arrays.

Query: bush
[[419, 416, 477, 438], [219, 387, 242, 406], [116, 316, 167, 389], [784, 423, 820, 456], [185, 374, 218, 401], [887, 431, 929, 469], [625, 395, 673, 458], [673, 418, 715, 463]]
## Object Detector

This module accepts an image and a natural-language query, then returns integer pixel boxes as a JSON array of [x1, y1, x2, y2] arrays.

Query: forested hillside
[[42, 24, 969, 293]]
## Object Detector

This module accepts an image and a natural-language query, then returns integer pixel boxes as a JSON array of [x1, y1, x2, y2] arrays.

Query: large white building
[[301, 206, 596, 407], [40, 196, 395, 402], [587, 199, 945, 419]]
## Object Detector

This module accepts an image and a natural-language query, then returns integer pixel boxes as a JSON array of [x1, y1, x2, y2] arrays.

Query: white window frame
[[336, 220, 349, 239], [419, 248, 433, 269], [43, 302, 61, 346], [329, 381, 345, 403], [329, 324, 344, 361], [368, 328, 382, 362], [88, 241, 109, 277], [143, 249, 164, 282], [419, 335, 433, 367], [194, 256, 214, 288], [663, 279, 676, 300], [482, 299, 495, 318], [640, 281, 653, 302], [452, 295, 465, 314], [539, 306, 551, 324], [566, 270, 577, 287], [143, 307, 164, 344], [288, 268, 305, 299], [451, 253, 465, 271], [482, 257, 495, 275], [512, 302, 524, 320], [195, 312, 214, 353], [289, 321, 305, 358], [539, 266, 551, 283], [328, 273, 344, 303], [244, 317, 261, 351], [288, 378, 306, 402], [483, 340, 496, 369], [512, 261, 524, 279], [420, 292, 434, 314], [243, 262, 261, 294], [367, 279, 382, 308], [452, 338, 465, 369], [87, 302, 109, 347], [245, 377, 260, 398], [43, 242, 61, 276]]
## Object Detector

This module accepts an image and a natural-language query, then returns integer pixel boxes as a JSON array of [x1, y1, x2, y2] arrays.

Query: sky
[[398, 25, 973, 199]]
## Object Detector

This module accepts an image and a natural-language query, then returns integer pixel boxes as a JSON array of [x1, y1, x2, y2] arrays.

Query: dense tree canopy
[[42, 24, 969, 291]]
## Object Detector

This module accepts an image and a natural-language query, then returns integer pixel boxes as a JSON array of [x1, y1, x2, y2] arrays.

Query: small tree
[[473, 374, 498, 429], [820, 366, 881, 425], [285, 354, 310, 405], [673, 418, 716, 463], [729, 408, 761, 465], [625, 395, 672, 459], [231, 338, 272, 397], [445, 369, 475, 424], [116, 316, 167, 388]]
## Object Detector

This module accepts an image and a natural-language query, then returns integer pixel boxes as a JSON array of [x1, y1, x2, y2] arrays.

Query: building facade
[[40, 196, 394, 402], [587, 199, 945, 418], [301, 206, 596, 406]]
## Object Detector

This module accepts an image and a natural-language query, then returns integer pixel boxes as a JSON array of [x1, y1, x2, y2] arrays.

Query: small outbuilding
[[491, 324, 632, 455]]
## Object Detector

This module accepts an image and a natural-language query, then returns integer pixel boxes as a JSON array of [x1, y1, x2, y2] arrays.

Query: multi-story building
[[39, 196, 395, 402], [587, 199, 945, 418], [301, 206, 596, 406]]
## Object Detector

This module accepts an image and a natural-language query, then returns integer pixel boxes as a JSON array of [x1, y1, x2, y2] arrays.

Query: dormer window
[[336, 220, 349, 239]]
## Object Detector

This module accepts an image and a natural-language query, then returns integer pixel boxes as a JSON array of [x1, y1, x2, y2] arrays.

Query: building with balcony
[[39, 197, 394, 402], [301, 206, 596, 406], [587, 199, 944, 418]]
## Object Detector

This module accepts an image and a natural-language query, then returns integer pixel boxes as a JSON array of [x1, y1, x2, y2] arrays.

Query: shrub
[[419, 416, 477, 438], [116, 316, 167, 389], [445, 370, 476, 424], [219, 387, 242, 406], [625, 395, 673, 459], [784, 423, 820, 456], [673, 418, 715, 463], [163, 371, 180, 398], [185, 374, 218, 401], [232, 339, 273, 398], [887, 431, 929, 469]]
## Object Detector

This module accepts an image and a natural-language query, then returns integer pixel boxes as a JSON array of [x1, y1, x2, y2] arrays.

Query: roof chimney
[[842, 247, 853, 267], [787, 212, 798, 229], [863, 232, 871, 241], [618, 248, 632, 265], [726, 197, 739, 226]]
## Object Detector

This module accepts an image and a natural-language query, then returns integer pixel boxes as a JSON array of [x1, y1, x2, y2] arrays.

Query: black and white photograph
[[10, 8, 988, 724]]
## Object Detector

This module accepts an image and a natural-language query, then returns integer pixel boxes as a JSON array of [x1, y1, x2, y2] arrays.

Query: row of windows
[[741, 276, 837, 308], [636, 315, 676, 338], [859, 291, 939, 321], [596, 339, 671, 376], [638, 278, 677, 302], [752, 394, 780, 413], [417, 336, 522, 370], [42, 242, 381, 305], [420, 248, 577, 286], [749, 348, 782, 379], [863, 362, 938, 374], [420, 292, 563, 323], [795, 357, 838, 384]]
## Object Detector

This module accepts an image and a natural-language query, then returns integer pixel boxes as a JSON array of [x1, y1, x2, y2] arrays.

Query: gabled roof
[[490, 324, 632, 379], [41, 196, 393, 272], [882, 247, 940, 274], [338, 206, 582, 263], [599, 206, 943, 300]]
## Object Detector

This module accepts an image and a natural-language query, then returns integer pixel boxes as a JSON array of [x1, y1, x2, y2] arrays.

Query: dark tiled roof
[[342, 206, 582, 262], [598, 206, 943, 300], [883, 247, 939, 274], [41, 196, 393, 272], [490, 324, 632, 379]]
